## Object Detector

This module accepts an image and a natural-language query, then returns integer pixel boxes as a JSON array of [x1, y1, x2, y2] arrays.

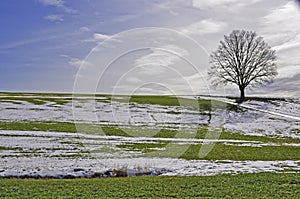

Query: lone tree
[[208, 30, 277, 103]]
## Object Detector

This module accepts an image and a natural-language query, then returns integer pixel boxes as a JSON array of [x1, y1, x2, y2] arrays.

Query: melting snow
[[0, 96, 299, 177]]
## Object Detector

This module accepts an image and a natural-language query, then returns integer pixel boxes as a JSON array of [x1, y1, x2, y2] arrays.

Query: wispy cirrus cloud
[[111, 45, 194, 94], [180, 19, 227, 36], [255, 1, 300, 97], [60, 54, 91, 68], [192, 0, 239, 9], [259, 1, 300, 66], [134, 45, 188, 68], [44, 14, 64, 22], [78, 26, 90, 33], [38, 0, 77, 14], [260, 1, 300, 49], [38, 0, 64, 6], [93, 33, 112, 41], [82, 33, 114, 44], [192, 0, 262, 9]]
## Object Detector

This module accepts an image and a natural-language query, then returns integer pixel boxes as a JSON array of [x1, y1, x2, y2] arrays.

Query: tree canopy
[[208, 30, 277, 103]]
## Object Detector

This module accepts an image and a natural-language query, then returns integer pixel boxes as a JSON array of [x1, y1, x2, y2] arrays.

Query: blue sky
[[1, 0, 300, 97]]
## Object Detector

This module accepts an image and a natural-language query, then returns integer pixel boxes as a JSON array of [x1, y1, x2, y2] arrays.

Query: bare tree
[[208, 30, 277, 103]]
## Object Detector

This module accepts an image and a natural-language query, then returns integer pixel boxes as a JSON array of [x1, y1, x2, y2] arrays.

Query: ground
[[0, 92, 299, 197], [1, 173, 300, 198]]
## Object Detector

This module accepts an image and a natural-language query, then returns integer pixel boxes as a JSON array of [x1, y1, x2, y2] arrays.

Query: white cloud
[[38, 0, 64, 6], [83, 33, 115, 44], [273, 37, 300, 52], [151, 0, 183, 16], [61, 6, 77, 14], [259, 1, 300, 79], [93, 33, 112, 41], [78, 26, 90, 33], [60, 55, 91, 68], [192, 0, 238, 8], [192, 0, 262, 9], [263, 1, 300, 29], [134, 45, 188, 68], [127, 45, 190, 80], [68, 58, 84, 68], [260, 1, 300, 47], [277, 65, 300, 79], [44, 14, 64, 22], [254, 1, 300, 97], [38, 0, 77, 14], [180, 19, 226, 36]]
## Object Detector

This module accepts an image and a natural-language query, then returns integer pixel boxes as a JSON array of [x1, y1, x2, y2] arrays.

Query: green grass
[[181, 143, 300, 161], [116, 141, 300, 161], [0, 121, 131, 137], [196, 127, 300, 144], [0, 146, 23, 151], [153, 129, 178, 138], [117, 142, 168, 153], [110, 95, 183, 107], [111, 95, 223, 112], [101, 126, 131, 137], [0, 97, 47, 105], [0, 173, 299, 198], [0, 121, 77, 132], [0, 97, 71, 105], [0, 146, 11, 151]]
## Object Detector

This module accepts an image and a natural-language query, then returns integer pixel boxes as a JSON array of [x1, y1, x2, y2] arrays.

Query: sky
[[1, 0, 300, 97]]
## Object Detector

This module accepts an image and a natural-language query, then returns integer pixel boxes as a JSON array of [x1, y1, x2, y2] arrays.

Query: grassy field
[[0, 92, 226, 111], [1, 120, 298, 142], [0, 92, 299, 198], [1, 120, 299, 161], [0, 172, 299, 198]]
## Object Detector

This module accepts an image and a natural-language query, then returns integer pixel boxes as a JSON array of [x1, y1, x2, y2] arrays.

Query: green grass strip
[[0, 173, 299, 198]]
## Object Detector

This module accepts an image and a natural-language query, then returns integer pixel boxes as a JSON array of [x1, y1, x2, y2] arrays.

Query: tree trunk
[[239, 87, 245, 103]]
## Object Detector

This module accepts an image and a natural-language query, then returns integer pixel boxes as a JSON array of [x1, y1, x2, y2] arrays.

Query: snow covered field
[[224, 99, 300, 138], [0, 96, 299, 137], [0, 95, 299, 177], [1, 130, 299, 178]]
